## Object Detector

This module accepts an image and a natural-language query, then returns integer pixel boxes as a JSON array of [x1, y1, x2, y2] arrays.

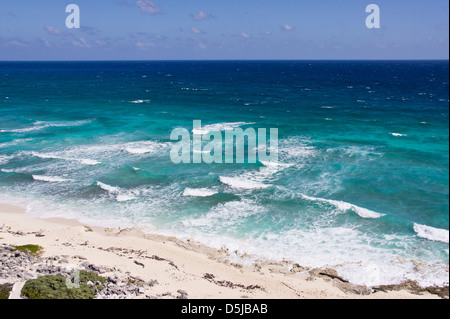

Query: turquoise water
[[0, 61, 448, 287]]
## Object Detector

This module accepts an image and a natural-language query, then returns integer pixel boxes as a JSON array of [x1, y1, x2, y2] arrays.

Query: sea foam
[[32, 175, 73, 183], [31, 152, 100, 166], [219, 176, 272, 190], [183, 199, 266, 228], [96, 182, 136, 202], [390, 133, 407, 137], [183, 188, 219, 197], [0, 138, 33, 149], [414, 223, 449, 244], [124, 140, 171, 155], [129, 100, 151, 104], [0, 119, 92, 133], [0, 155, 13, 165], [192, 122, 254, 135], [301, 194, 386, 219]]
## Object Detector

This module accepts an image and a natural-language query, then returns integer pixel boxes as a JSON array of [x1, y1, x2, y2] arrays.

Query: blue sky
[[0, 0, 448, 60]]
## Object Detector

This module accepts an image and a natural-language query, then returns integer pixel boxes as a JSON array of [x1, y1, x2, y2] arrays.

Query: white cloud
[[44, 25, 71, 37], [261, 31, 272, 36], [240, 31, 251, 39], [191, 27, 204, 35], [7, 39, 28, 47], [72, 37, 91, 48], [41, 38, 52, 48], [136, 41, 154, 49], [136, 0, 162, 15], [191, 10, 214, 21], [282, 24, 295, 31]]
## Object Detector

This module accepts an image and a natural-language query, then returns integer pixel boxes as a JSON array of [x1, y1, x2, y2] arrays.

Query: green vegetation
[[0, 283, 14, 300], [21, 271, 107, 299], [79, 270, 106, 284], [14, 244, 44, 256]]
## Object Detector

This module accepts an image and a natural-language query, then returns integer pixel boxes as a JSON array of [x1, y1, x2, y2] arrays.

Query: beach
[[0, 202, 446, 299]]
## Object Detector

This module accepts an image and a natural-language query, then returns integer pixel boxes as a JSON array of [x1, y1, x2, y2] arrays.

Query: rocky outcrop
[[309, 267, 449, 299], [0, 243, 186, 299]]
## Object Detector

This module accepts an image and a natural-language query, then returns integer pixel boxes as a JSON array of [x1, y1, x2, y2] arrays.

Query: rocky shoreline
[[1, 242, 447, 299], [0, 243, 188, 299]]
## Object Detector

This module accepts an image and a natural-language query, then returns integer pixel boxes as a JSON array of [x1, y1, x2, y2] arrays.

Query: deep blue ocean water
[[0, 61, 448, 286]]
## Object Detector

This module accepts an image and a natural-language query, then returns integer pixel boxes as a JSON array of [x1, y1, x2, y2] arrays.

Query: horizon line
[[0, 58, 449, 63]]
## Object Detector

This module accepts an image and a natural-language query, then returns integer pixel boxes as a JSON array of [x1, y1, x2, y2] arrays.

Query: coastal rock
[[309, 268, 346, 282], [308, 267, 372, 295], [0, 242, 172, 300], [290, 263, 308, 273], [334, 281, 372, 296], [373, 280, 449, 299]]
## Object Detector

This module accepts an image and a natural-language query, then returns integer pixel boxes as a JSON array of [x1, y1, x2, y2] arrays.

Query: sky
[[0, 0, 448, 60]]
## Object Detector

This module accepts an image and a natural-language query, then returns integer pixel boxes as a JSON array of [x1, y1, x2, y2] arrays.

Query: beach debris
[[202, 273, 265, 292]]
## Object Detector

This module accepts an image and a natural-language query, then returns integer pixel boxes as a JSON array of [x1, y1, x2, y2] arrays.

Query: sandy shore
[[0, 202, 444, 299]]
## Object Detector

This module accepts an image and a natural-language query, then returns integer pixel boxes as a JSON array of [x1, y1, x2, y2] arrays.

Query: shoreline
[[0, 202, 447, 299]]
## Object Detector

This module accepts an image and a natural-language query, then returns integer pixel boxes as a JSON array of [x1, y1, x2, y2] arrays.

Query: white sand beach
[[0, 202, 445, 299]]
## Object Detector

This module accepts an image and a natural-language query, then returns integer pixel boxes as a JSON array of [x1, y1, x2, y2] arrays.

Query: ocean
[[0, 60, 448, 287]]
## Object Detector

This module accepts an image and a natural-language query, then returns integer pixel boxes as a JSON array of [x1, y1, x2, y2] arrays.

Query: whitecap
[[259, 161, 294, 169], [96, 181, 120, 194], [276, 137, 317, 166], [0, 138, 33, 149], [183, 188, 218, 197], [414, 223, 449, 244], [0, 119, 92, 133], [129, 100, 151, 104], [220, 176, 271, 190], [32, 175, 73, 183], [124, 140, 171, 155], [326, 145, 383, 160], [78, 158, 101, 165], [116, 194, 137, 202], [390, 133, 407, 137], [31, 152, 100, 166], [192, 122, 254, 135], [300, 194, 386, 219], [0, 155, 13, 165], [96, 182, 136, 202]]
